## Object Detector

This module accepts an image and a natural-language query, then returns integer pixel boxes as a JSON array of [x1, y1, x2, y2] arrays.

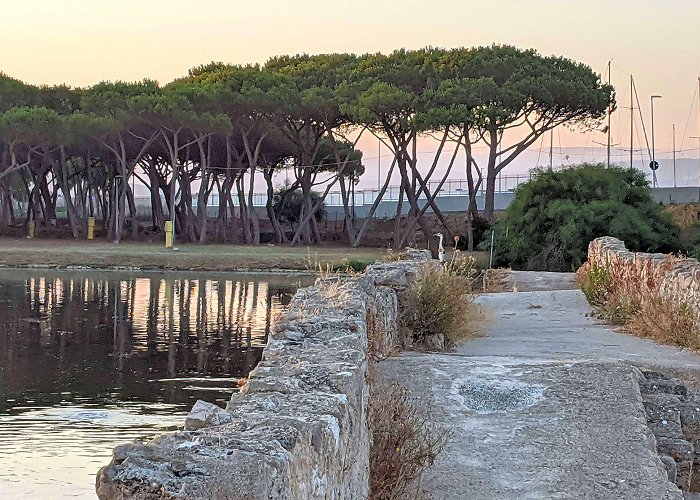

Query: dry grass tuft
[[481, 268, 510, 292], [404, 252, 481, 347], [369, 373, 448, 500], [577, 258, 700, 349], [382, 248, 401, 262], [664, 203, 700, 231]]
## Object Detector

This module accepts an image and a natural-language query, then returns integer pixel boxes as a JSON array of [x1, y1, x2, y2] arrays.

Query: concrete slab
[[465, 289, 700, 371], [506, 271, 578, 292], [381, 355, 681, 499], [379, 284, 700, 498]]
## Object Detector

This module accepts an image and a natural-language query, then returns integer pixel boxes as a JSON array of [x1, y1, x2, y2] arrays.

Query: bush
[[578, 262, 612, 306], [404, 253, 480, 347], [272, 188, 327, 231], [495, 164, 684, 271], [455, 214, 491, 250]]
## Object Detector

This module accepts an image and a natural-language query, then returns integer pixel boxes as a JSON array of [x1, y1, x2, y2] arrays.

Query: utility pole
[[673, 123, 676, 187], [651, 95, 662, 188], [548, 128, 553, 170]]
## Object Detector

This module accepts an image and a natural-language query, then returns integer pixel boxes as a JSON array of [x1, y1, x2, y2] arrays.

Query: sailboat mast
[[630, 75, 634, 169], [673, 123, 676, 187], [607, 60, 612, 168]]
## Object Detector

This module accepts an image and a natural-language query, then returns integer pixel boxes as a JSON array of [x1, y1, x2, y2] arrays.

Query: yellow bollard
[[87, 217, 95, 240], [28, 220, 35, 239], [165, 220, 173, 248]]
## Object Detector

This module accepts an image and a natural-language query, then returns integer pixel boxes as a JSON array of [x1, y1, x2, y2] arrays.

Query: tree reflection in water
[[0, 270, 311, 498], [0, 270, 311, 409]]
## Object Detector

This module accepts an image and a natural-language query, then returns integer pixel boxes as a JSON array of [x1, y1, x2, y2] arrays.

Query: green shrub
[[330, 258, 368, 273], [495, 163, 684, 271], [578, 262, 612, 305]]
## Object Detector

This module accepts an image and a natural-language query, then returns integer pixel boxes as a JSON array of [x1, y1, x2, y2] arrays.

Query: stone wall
[[95, 251, 432, 499], [588, 236, 700, 322]]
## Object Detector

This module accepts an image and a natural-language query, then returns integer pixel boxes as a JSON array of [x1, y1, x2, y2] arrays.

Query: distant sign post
[[649, 160, 659, 189]]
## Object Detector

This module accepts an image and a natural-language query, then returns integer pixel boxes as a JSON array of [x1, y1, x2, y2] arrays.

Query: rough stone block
[[641, 379, 689, 397], [658, 437, 695, 463], [682, 404, 700, 440], [661, 454, 678, 484], [658, 436, 695, 490], [651, 420, 685, 439], [677, 460, 694, 491], [184, 400, 233, 431]]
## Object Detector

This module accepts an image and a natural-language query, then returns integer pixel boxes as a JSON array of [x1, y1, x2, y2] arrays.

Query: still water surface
[[0, 270, 311, 498]]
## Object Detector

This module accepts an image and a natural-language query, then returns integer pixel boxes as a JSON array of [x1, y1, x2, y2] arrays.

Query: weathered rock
[[681, 403, 700, 440], [184, 400, 233, 431], [658, 438, 694, 463], [641, 379, 689, 397], [661, 455, 679, 483], [588, 237, 700, 334], [652, 420, 685, 439], [677, 460, 694, 491], [658, 437, 695, 490], [644, 393, 685, 438]]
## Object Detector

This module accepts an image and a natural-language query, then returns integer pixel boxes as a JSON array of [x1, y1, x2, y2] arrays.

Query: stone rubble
[[640, 370, 700, 493], [95, 251, 432, 499]]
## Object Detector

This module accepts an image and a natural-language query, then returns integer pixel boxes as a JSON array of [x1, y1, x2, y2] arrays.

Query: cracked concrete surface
[[381, 272, 700, 500]]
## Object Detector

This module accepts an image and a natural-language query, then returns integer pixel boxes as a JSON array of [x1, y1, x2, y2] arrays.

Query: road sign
[[649, 160, 659, 171]]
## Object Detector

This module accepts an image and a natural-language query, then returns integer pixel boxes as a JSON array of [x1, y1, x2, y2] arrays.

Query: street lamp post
[[650, 95, 662, 188]]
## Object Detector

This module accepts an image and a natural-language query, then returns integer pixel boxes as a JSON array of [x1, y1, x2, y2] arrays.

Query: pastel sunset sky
[[2, 0, 699, 180]]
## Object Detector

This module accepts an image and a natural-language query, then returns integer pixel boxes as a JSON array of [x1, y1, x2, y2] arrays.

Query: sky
[[1, 0, 699, 188]]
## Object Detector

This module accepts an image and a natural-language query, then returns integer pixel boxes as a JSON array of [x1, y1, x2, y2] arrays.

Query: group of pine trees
[[0, 45, 613, 246]]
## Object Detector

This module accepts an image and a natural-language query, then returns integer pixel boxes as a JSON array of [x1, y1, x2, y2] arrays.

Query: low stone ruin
[[95, 251, 432, 499], [588, 236, 700, 325]]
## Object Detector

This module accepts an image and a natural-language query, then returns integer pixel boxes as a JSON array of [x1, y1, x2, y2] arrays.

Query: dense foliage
[[272, 188, 327, 233], [0, 46, 613, 246], [495, 164, 683, 271]]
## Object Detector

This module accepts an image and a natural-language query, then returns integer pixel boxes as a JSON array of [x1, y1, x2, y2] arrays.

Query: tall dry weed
[[368, 373, 448, 500], [404, 252, 481, 347]]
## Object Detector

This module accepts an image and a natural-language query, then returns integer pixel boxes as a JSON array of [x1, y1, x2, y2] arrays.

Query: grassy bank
[[0, 238, 386, 272]]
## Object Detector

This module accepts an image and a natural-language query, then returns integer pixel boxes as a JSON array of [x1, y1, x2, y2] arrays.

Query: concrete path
[[381, 273, 700, 500]]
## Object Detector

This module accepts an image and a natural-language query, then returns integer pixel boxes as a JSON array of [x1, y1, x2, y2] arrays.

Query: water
[[0, 270, 312, 498]]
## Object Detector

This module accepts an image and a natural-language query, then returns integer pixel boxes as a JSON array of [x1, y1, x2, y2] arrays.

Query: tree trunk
[[392, 181, 404, 249], [264, 168, 286, 244], [0, 184, 14, 226], [483, 128, 499, 221], [126, 182, 138, 239], [236, 177, 252, 244]]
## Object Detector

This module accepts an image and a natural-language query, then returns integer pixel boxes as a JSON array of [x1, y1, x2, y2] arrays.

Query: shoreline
[[0, 238, 386, 273], [0, 263, 322, 275]]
